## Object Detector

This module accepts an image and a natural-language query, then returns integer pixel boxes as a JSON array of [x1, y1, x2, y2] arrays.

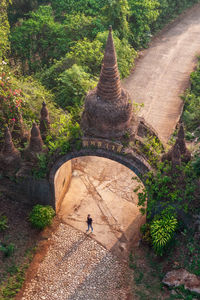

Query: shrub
[[183, 58, 200, 135], [192, 155, 200, 177], [56, 64, 97, 109], [32, 153, 48, 179], [46, 112, 83, 155], [29, 205, 55, 229], [0, 243, 15, 257], [0, 214, 9, 231], [0, 62, 25, 128], [66, 39, 103, 75], [140, 223, 151, 243], [150, 213, 178, 256]]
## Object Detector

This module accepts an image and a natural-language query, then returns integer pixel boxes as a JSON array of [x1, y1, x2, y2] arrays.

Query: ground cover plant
[[0, 194, 39, 300]]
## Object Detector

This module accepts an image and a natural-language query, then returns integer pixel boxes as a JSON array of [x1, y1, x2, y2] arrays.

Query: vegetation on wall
[[134, 155, 199, 256], [183, 57, 200, 140]]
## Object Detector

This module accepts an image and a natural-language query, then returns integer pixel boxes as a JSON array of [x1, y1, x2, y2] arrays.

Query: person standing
[[86, 214, 93, 233]]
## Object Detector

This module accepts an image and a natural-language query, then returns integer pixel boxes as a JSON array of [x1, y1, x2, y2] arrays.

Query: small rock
[[163, 269, 200, 294], [171, 290, 177, 295]]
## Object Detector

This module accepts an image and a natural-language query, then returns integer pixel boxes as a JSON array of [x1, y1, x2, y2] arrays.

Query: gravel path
[[123, 3, 200, 142], [21, 223, 131, 300]]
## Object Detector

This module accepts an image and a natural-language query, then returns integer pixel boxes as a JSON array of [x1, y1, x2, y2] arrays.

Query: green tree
[[63, 13, 95, 42], [50, 0, 107, 18], [153, 0, 199, 31], [128, 0, 159, 48], [103, 0, 130, 39], [10, 6, 67, 72], [8, 0, 38, 26], [0, 0, 11, 60], [56, 64, 97, 109], [183, 58, 200, 135], [66, 38, 104, 75]]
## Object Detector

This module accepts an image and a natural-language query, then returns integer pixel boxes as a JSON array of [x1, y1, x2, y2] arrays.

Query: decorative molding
[[82, 138, 123, 153]]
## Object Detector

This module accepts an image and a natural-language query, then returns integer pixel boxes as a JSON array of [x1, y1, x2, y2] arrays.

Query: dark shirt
[[87, 217, 92, 225]]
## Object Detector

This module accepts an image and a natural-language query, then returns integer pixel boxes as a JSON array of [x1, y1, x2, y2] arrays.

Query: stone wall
[[0, 177, 54, 207], [54, 160, 72, 212]]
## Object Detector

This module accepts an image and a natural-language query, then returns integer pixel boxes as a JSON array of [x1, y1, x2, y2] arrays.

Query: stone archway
[[49, 145, 151, 253], [49, 144, 151, 212], [46, 26, 160, 251]]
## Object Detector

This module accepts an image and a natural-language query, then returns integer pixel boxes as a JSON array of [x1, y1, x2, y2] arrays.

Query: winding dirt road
[[123, 3, 200, 143]]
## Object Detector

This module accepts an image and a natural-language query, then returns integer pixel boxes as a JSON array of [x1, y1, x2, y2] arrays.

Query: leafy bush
[[10, 6, 68, 72], [1, 265, 26, 298], [29, 205, 55, 229], [0, 243, 15, 257], [56, 64, 97, 109], [0, 0, 10, 60], [103, 0, 130, 39], [150, 213, 178, 256], [47, 113, 83, 155], [63, 13, 97, 41], [0, 62, 25, 128], [0, 214, 9, 231], [152, 0, 199, 32], [140, 223, 151, 243], [192, 154, 200, 177], [135, 160, 199, 218], [128, 0, 160, 48], [66, 38, 103, 75], [32, 153, 48, 179], [183, 58, 200, 135]]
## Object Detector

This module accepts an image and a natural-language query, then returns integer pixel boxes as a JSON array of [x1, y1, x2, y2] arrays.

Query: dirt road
[[123, 3, 200, 142]]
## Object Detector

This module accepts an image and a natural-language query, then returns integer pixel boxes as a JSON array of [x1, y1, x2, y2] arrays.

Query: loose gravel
[[21, 223, 131, 300]]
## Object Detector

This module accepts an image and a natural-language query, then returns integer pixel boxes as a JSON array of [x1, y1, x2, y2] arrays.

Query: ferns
[[150, 214, 178, 256]]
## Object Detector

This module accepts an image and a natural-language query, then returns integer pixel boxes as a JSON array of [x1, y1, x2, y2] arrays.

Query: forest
[[1, 0, 199, 135]]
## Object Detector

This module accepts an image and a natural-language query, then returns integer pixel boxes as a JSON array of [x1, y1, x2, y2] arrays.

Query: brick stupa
[[162, 124, 191, 163], [24, 123, 47, 162], [81, 26, 133, 138], [0, 127, 21, 172], [40, 101, 50, 139]]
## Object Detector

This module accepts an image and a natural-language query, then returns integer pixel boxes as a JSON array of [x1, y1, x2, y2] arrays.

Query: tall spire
[[177, 123, 185, 140], [162, 124, 191, 163], [97, 25, 121, 101], [2, 127, 18, 156], [81, 26, 133, 138], [29, 123, 44, 152], [40, 101, 50, 139], [0, 127, 21, 173]]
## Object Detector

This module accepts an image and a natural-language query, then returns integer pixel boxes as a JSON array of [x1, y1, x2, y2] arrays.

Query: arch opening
[[50, 153, 147, 252]]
